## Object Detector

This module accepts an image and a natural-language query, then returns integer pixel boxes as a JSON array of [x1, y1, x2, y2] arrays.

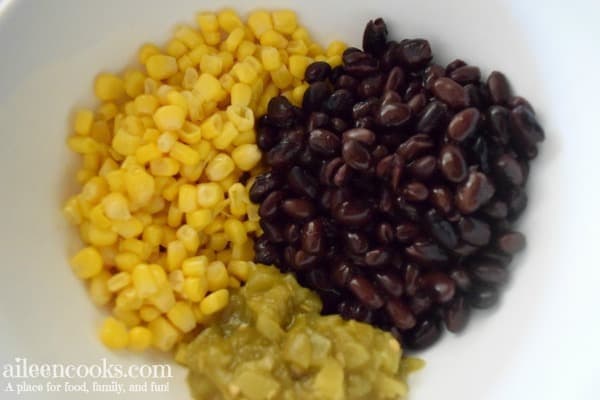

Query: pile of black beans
[[250, 18, 544, 350]]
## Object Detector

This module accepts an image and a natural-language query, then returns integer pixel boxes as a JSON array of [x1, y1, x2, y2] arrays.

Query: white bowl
[[1, 0, 599, 399]]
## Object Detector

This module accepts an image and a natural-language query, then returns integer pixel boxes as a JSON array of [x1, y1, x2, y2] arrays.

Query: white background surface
[[0, 0, 599, 399]]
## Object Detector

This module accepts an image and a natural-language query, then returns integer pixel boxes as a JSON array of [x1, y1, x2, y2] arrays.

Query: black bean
[[409, 291, 434, 315], [249, 172, 280, 203], [333, 199, 373, 227], [386, 300, 417, 330], [267, 96, 299, 128], [510, 105, 544, 157], [494, 153, 524, 186], [505, 187, 528, 218], [376, 101, 411, 127], [469, 262, 508, 285], [331, 261, 353, 287], [450, 268, 472, 292], [342, 140, 371, 171], [330, 117, 349, 133], [358, 74, 385, 98], [421, 272, 456, 303], [439, 144, 468, 183], [426, 209, 459, 249], [344, 53, 380, 77], [384, 66, 406, 93], [424, 64, 446, 90], [430, 185, 454, 215], [497, 231, 526, 254], [301, 219, 325, 255], [487, 106, 512, 145], [258, 190, 284, 218], [287, 166, 318, 199], [293, 249, 319, 270], [307, 112, 330, 131], [432, 77, 469, 109], [304, 61, 332, 83], [302, 81, 331, 112], [375, 222, 394, 244], [333, 163, 353, 187], [399, 39, 433, 68], [404, 317, 442, 350], [449, 65, 481, 84], [445, 59, 466, 73], [405, 241, 449, 264], [402, 263, 421, 297], [397, 134, 434, 160], [444, 295, 470, 333], [352, 98, 378, 120], [348, 276, 385, 309], [365, 247, 392, 267], [407, 92, 427, 114], [468, 285, 499, 309], [363, 18, 388, 56], [455, 171, 496, 214], [482, 200, 509, 219], [256, 117, 279, 150], [338, 300, 373, 323], [407, 155, 437, 180], [487, 71, 511, 105], [283, 223, 301, 243], [254, 237, 280, 265], [395, 222, 420, 243], [342, 128, 376, 145], [417, 100, 448, 133], [324, 89, 355, 117], [265, 137, 302, 168], [308, 129, 341, 156], [447, 107, 480, 141], [458, 216, 491, 246], [402, 182, 429, 202], [281, 198, 316, 220], [508, 96, 535, 114], [375, 271, 404, 297]]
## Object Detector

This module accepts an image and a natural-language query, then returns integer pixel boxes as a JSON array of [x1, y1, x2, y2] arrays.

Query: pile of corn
[[63, 8, 344, 354]]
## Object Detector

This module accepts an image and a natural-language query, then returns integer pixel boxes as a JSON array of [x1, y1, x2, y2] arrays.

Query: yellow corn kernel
[[119, 239, 151, 261], [199, 54, 223, 76], [217, 52, 235, 73], [167, 91, 188, 115], [231, 144, 261, 171], [248, 10, 272, 37], [150, 157, 180, 177], [99, 245, 118, 267], [180, 161, 204, 182], [148, 264, 168, 286], [194, 73, 223, 101], [94, 73, 125, 101], [236, 41, 257, 61], [144, 195, 166, 215], [208, 232, 228, 252], [227, 261, 250, 281], [292, 26, 311, 41], [148, 316, 180, 351], [146, 54, 178, 80], [271, 10, 297, 34], [107, 272, 132, 292], [131, 263, 159, 298], [87, 225, 118, 247], [182, 68, 199, 91], [206, 261, 229, 291], [205, 153, 235, 182], [157, 131, 178, 153], [162, 176, 186, 201], [212, 121, 238, 150], [89, 205, 111, 229], [148, 284, 176, 313], [101, 192, 130, 221], [287, 40, 309, 56], [170, 142, 200, 166], [113, 218, 144, 239], [169, 269, 185, 293], [114, 252, 140, 272], [182, 277, 207, 302], [141, 225, 162, 248], [217, 8, 243, 32], [74, 109, 94, 136], [195, 182, 223, 207], [63, 196, 82, 225], [327, 40, 347, 57], [80, 176, 108, 205], [67, 136, 99, 154], [113, 308, 141, 329], [140, 305, 161, 322], [178, 121, 202, 145], [226, 104, 254, 131], [327, 55, 343, 68], [89, 120, 111, 145], [115, 286, 143, 311], [99, 317, 129, 349], [215, 249, 231, 263], [166, 302, 196, 333], [292, 83, 309, 106], [260, 29, 288, 49], [200, 289, 229, 315], [188, 44, 213, 64], [166, 240, 186, 271], [112, 129, 141, 156], [308, 42, 325, 57], [223, 219, 247, 245], [88, 270, 112, 306], [217, 171, 241, 191], [217, 73, 234, 94], [127, 326, 152, 351], [139, 43, 160, 64], [196, 12, 219, 32], [231, 240, 254, 261], [174, 25, 204, 48], [227, 183, 247, 217], [221, 27, 243, 53], [167, 204, 183, 228], [182, 256, 209, 277], [176, 225, 200, 254], [122, 71, 144, 99], [227, 128, 250, 147], [229, 83, 252, 107], [177, 184, 196, 213], [165, 39, 187, 58], [289, 55, 312, 79], [186, 209, 212, 230], [271, 64, 293, 89], [230, 62, 257, 85], [153, 105, 185, 131], [124, 168, 155, 207]]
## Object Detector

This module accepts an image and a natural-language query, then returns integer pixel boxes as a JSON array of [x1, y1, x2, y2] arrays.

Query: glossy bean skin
[[251, 18, 544, 351]]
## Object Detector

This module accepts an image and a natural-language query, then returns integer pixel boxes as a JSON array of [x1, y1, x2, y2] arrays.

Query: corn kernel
[[212, 121, 239, 150], [169, 269, 185, 293], [186, 209, 212, 230], [146, 54, 178, 80], [74, 109, 94, 135], [195, 182, 223, 208], [148, 316, 180, 351], [128, 326, 152, 351], [176, 184, 196, 213], [148, 284, 176, 313], [289, 55, 312, 79], [175, 25, 204, 48], [95, 73, 125, 101], [327, 40, 347, 57], [218, 52, 235, 73], [142, 225, 163, 248], [67, 136, 99, 154], [205, 153, 235, 182], [140, 305, 161, 322], [231, 240, 255, 261], [182, 256, 209, 277], [131, 263, 159, 298], [89, 271, 112, 306], [200, 54, 223, 76], [271, 10, 297, 34], [223, 27, 245, 53], [231, 143, 261, 171], [208, 232, 228, 252], [167, 302, 196, 333], [102, 192, 130, 221], [292, 83, 309, 106], [166, 240, 186, 271], [236, 41, 257, 61], [248, 10, 273, 37], [107, 272, 131, 292], [229, 83, 252, 107], [170, 141, 200, 166], [182, 277, 208, 302], [176, 225, 200, 254], [327, 55, 343, 68], [124, 167, 155, 207], [231, 61, 258, 84], [200, 289, 229, 315], [196, 12, 219, 32], [217, 8, 243, 32], [153, 105, 185, 131], [271, 64, 293, 89], [223, 219, 248, 245], [260, 30, 288, 49], [70, 246, 103, 279], [226, 104, 254, 131], [167, 203, 183, 228], [150, 157, 180, 177], [194, 73, 223, 101], [112, 129, 141, 156], [100, 317, 129, 349], [115, 252, 141, 272], [199, 113, 223, 140]]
